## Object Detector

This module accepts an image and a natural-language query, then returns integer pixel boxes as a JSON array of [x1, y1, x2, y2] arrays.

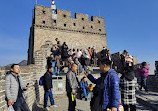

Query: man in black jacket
[[61, 42, 69, 61], [43, 66, 57, 110]]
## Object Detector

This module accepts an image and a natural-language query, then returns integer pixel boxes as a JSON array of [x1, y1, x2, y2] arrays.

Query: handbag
[[119, 104, 124, 111], [8, 106, 15, 111]]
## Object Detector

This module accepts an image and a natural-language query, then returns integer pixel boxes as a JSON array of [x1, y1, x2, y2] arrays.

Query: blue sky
[[0, 0, 157, 74]]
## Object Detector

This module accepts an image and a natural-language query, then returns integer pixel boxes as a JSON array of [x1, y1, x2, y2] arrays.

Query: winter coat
[[80, 81, 88, 89], [74, 60, 83, 73], [43, 72, 53, 91], [47, 57, 53, 67], [92, 52, 97, 59], [88, 49, 92, 59], [62, 44, 69, 58], [101, 49, 107, 58], [5, 72, 26, 102], [82, 50, 90, 59], [137, 66, 149, 78], [120, 77, 137, 105], [87, 69, 120, 109], [66, 70, 78, 92]]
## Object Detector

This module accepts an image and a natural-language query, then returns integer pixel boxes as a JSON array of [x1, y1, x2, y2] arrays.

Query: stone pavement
[[33, 96, 90, 111], [33, 96, 154, 111], [136, 88, 158, 111], [137, 103, 153, 111]]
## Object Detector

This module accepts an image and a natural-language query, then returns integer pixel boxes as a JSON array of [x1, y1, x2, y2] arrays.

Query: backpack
[[39, 76, 44, 86]]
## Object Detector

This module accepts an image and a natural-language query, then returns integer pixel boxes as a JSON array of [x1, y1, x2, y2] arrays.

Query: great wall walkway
[[0, 66, 157, 111], [33, 96, 155, 111], [32, 67, 158, 111], [136, 89, 158, 111]]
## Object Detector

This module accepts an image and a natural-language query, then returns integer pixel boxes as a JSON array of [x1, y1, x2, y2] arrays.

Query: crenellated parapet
[[34, 5, 106, 35]]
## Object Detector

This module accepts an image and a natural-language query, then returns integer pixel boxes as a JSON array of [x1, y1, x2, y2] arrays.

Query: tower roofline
[[34, 4, 105, 21]]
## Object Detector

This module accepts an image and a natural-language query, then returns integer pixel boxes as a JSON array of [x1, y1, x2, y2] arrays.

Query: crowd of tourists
[[5, 38, 150, 111], [47, 38, 108, 76]]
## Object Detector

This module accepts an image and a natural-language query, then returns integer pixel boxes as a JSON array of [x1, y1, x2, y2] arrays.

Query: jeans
[[84, 65, 87, 71], [52, 60, 59, 75], [140, 77, 148, 91], [52, 60, 56, 75], [44, 89, 55, 108], [93, 58, 97, 67], [81, 88, 88, 99], [13, 97, 30, 111], [54, 67, 60, 75]]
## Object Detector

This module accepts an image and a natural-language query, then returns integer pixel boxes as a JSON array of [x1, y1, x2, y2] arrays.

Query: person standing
[[101, 47, 107, 58], [66, 63, 78, 111], [68, 49, 73, 56], [72, 49, 76, 55], [60, 42, 68, 72], [47, 54, 54, 68], [88, 47, 92, 59], [61, 42, 69, 61], [55, 55, 61, 76], [106, 50, 112, 61], [5, 64, 30, 111], [88, 47, 92, 66], [75, 49, 82, 62], [52, 46, 61, 75], [81, 49, 90, 71], [85, 59, 120, 111], [137, 62, 149, 92], [120, 50, 127, 72], [43, 66, 57, 110], [120, 69, 137, 111], [92, 49, 98, 67]]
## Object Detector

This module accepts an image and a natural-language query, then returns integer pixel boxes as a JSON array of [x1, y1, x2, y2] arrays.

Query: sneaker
[[50, 105, 58, 108], [43, 107, 50, 111]]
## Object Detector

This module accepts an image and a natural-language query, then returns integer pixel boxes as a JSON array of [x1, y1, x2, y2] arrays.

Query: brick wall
[[0, 41, 65, 111], [0, 70, 7, 111], [0, 64, 46, 111], [28, 4, 107, 64]]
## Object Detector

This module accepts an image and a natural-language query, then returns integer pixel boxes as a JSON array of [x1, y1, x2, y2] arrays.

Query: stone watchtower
[[28, 2, 107, 64]]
